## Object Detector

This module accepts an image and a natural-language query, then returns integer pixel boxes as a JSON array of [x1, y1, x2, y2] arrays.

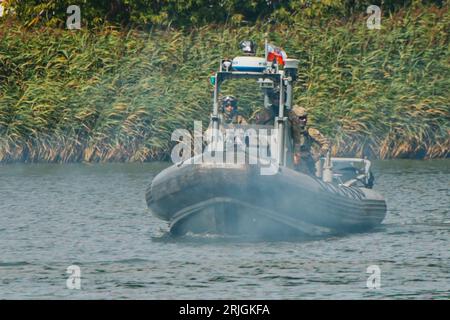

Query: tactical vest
[[291, 126, 330, 158], [291, 127, 314, 156]]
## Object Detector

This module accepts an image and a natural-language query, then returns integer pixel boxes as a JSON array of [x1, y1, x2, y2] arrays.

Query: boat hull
[[146, 161, 387, 238]]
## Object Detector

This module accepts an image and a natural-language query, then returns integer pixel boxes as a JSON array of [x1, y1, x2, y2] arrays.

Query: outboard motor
[[330, 158, 375, 188]]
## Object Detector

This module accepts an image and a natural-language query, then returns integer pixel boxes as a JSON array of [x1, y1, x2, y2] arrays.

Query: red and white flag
[[267, 43, 287, 66]]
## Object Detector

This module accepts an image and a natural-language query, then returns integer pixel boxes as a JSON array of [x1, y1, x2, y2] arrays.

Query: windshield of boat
[[218, 78, 271, 124]]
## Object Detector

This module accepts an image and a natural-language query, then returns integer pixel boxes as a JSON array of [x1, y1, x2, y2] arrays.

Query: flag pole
[[264, 39, 268, 63]]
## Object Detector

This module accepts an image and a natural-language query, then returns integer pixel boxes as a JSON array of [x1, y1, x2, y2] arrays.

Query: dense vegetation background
[[0, 1, 448, 162]]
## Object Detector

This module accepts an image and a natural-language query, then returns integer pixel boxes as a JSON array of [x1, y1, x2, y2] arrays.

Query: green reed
[[0, 5, 448, 162]]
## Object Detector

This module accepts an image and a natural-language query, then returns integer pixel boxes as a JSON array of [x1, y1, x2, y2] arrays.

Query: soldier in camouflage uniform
[[253, 89, 283, 125], [253, 104, 278, 125], [289, 105, 330, 176], [221, 96, 247, 125]]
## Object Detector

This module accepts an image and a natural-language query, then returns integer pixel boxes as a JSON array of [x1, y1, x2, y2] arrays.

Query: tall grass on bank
[[0, 5, 449, 162]]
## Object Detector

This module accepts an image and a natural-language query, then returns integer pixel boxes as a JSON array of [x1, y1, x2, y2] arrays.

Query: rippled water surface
[[0, 160, 449, 299]]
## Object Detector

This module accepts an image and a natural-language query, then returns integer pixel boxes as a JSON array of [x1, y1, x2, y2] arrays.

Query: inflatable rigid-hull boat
[[146, 43, 387, 238]]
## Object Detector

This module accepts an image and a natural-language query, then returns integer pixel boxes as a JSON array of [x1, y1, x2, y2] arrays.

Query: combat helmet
[[290, 105, 308, 128], [222, 95, 238, 111], [291, 105, 308, 117]]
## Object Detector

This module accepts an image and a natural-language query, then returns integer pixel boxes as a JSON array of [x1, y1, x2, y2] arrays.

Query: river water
[[0, 160, 448, 299]]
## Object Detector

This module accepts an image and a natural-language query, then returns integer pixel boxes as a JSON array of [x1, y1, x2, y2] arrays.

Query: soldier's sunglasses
[[294, 116, 307, 121]]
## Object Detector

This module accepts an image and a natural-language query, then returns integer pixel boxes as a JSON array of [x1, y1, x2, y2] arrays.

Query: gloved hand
[[293, 152, 301, 165]]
